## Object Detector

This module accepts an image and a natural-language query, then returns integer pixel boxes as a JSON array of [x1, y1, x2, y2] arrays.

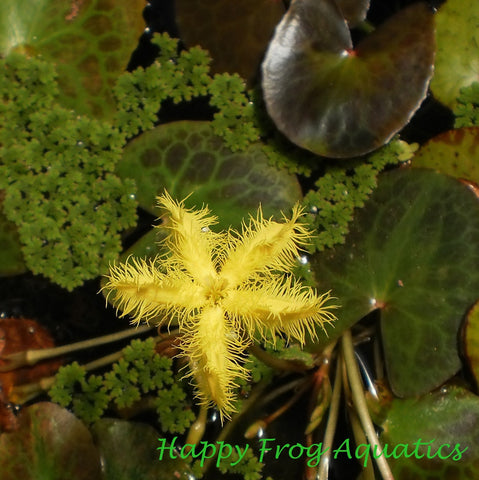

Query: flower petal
[[158, 191, 220, 284], [223, 276, 337, 344], [219, 204, 311, 287], [103, 256, 206, 324], [182, 305, 249, 421]]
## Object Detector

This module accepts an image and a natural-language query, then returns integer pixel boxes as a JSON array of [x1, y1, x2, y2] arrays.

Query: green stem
[[348, 405, 376, 480], [342, 330, 394, 480], [317, 356, 342, 480], [9, 348, 127, 404], [0, 325, 154, 371]]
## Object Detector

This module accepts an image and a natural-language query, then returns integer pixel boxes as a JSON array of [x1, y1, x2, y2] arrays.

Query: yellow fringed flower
[[103, 192, 336, 420]]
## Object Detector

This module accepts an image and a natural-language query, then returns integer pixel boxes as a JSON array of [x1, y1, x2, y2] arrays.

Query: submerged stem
[[342, 330, 394, 480], [317, 356, 342, 480], [0, 325, 154, 371]]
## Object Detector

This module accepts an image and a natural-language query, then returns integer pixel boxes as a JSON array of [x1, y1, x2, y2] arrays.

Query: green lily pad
[[0, 402, 101, 480], [462, 300, 479, 387], [175, 0, 285, 83], [412, 127, 479, 183], [311, 168, 479, 396], [116, 120, 303, 229], [379, 385, 479, 478], [261, 1, 434, 158], [0, 0, 145, 119], [91, 418, 193, 480], [0, 203, 26, 276], [430, 0, 479, 109]]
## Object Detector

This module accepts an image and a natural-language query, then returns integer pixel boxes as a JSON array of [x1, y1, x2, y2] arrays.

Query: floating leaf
[[175, 0, 285, 82], [92, 418, 193, 480], [463, 301, 479, 386], [0, 402, 102, 480], [336, 0, 370, 27], [116, 121, 302, 229], [311, 168, 479, 396], [0, 0, 145, 119], [261, 1, 434, 158], [379, 385, 479, 478], [412, 127, 479, 183], [430, 0, 479, 109]]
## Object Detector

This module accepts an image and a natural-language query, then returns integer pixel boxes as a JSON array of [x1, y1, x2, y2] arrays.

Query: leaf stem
[[9, 349, 126, 404], [317, 355, 342, 480], [0, 325, 154, 371], [342, 330, 394, 480]]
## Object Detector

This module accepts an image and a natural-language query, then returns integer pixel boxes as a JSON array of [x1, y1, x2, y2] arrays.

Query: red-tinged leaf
[[262, 1, 435, 158], [0, 318, 61, 399]]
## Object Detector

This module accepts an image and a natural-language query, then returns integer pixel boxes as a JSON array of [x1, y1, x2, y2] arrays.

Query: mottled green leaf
[[0, 0, 145, 119], [430, 0, 479, 109], [311, 168, 479, 396], [261, 1, 434, 158], [175, 0, 285, 83], [91, 418, 192, 480], [379, 385, 479, 479], [412, 127, 479, 183], [116, 121, 302, 229], [0, 402, 101, 480], [463, 301, 479, 387]]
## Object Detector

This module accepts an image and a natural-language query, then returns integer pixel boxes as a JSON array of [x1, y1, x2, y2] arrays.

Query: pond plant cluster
[[1, 0, 479, 479]]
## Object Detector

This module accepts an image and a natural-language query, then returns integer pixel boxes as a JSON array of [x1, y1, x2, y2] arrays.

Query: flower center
[[203, 275, 228, 304]]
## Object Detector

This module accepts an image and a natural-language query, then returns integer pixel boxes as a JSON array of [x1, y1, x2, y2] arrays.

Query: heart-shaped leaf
[[0, 0, 145, 119], [261, 1, 435, 158], [311, 168, 479, 396], [116, 120, 303, 229], [379, 385, 479, 478], [430, 0, 479, 109], [336, 0, 370, 27]]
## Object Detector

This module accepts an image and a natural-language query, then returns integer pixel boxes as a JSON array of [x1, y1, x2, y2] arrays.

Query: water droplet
[[129, 193, 136, 200], [201, 226, 210, 233], [309, 205, 319, 214], [298, 254, 309, 265], [369, 298, 377, 307]]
